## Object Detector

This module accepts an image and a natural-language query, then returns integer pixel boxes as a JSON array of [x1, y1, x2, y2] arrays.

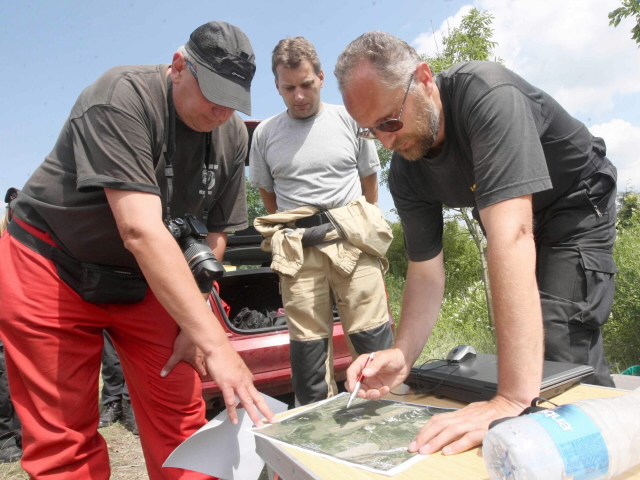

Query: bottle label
[[531, 404, 609, 479]]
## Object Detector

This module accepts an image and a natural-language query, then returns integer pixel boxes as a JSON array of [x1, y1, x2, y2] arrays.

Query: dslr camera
[[165, 214, 225, 293]]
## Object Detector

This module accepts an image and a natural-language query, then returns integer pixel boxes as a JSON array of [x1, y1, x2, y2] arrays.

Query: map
[[252, 392, 455, 476]]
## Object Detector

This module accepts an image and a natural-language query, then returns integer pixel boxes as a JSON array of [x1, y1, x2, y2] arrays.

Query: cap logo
[[231, 71, 246, 80]]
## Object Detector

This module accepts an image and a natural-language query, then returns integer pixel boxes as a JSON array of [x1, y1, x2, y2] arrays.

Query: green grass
[[385, 275, 496, 365]]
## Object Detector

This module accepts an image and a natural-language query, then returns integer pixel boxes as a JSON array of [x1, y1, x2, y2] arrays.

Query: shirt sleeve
[[355, 137, 381, 178], [465, 85, 552, 210], [249, 121, 275, 192], [72, 105, 160, 195]]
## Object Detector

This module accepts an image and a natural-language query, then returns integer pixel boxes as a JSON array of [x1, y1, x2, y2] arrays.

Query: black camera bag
[[8, 221, 147, 304]]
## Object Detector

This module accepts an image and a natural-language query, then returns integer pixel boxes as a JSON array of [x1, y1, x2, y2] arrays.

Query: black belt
[[295, 212, 332, 229]]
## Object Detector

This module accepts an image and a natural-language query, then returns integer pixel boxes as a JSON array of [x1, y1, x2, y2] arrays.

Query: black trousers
[[535, 156, 617, 387], [101, 331, 129, 404], [0, 339, 21, 449]]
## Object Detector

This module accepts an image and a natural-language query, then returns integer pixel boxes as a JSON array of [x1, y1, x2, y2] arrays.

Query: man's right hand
[[345, 348, 412, 401], [205, 342, 277, 428]]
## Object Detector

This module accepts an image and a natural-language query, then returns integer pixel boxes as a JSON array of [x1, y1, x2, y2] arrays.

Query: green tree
[[385, 218, 409, 278], [376, 140, 393, 188], [604, 190, 640, 371], [245, 179, 267, 225], [424, 7, 502, 73], [441, 217, 483, 298], [609, 0, 640, 46], [616, 189, 640, 230]]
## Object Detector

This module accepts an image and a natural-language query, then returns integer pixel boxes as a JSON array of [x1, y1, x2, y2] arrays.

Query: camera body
[[165, 214, 225, 293]]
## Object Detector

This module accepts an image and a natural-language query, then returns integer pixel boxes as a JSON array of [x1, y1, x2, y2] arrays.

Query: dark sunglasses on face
[[357, 72, 415, 140]]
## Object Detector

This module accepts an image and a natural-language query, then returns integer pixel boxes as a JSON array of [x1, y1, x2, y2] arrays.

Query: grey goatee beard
[[393, 93, 441, 161]]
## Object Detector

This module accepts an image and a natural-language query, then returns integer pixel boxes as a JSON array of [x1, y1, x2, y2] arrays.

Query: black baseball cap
[[186, 21, 256, 116]]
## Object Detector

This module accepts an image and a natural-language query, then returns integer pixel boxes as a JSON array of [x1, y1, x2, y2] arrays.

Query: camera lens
[[180, 236, 225, 291]]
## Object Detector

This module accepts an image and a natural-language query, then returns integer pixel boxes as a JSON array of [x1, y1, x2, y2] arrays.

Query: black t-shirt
[[13, 64, 248, 268], [389, 61, 608, 262]]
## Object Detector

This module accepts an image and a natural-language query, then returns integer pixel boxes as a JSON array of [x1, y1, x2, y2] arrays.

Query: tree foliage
[[424, 7, 502, 74], [245, 179, 268, 225], [609, 0, 640, 46], [616, 189, 640, 230], [603, 190, 640, 371], [385, 219, 409, 279], [441, 220, 483, 297], [376, 140, 393, 188]]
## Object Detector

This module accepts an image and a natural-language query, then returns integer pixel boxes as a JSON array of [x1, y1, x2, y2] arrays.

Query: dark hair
[[271, 36, 322, 77]]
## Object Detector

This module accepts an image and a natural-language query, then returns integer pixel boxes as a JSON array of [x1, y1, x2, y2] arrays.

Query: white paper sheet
[[163, 395, 288, 479]]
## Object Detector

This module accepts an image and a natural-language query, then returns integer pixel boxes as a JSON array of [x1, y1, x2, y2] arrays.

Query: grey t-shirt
[[13, 64, 248, 268], [389, 61, 608, 262], [249, 103, 379, 211]]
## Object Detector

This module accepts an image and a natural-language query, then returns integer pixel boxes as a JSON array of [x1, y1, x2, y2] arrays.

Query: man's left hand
[[161, 330, 207, 378], [409, 394, 527, 455]]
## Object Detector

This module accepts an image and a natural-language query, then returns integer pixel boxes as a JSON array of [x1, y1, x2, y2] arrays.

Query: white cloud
[[412, 0, 640, 118], [590, 119, 640, 191], [413, 4, 474, 58], [481, 0, 640, 117], [411, 0, 640, 193]]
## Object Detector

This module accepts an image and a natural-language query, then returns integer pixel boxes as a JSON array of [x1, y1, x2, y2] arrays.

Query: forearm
[[481, 196, 544, 406], [206, 232, 228, 262], [258, 188, 278, 214], [106, 189, 228, 357], [360, 173, 379, 204], [129, 230, 229, 355], [488, 236, 544, 404], [394, 254, 446, 366]]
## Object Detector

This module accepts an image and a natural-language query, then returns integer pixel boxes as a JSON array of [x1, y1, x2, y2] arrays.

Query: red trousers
[[0, 223, 216, 479]]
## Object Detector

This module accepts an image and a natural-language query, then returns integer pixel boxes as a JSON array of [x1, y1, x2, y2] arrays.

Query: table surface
[[255, 384, 640, 480]]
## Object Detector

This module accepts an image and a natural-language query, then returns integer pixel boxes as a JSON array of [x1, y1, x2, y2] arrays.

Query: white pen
[[346, 351, 375, 409]]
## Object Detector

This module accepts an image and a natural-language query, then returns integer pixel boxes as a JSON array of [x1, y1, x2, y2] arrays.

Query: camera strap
[[163, 77, 214, 225]]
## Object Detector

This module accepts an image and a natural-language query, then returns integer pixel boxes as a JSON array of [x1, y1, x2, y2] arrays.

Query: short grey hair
[[334, 31, 421, 92]]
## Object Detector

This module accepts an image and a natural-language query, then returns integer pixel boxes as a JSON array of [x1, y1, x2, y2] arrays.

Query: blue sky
[[1, 0, 638, 218]]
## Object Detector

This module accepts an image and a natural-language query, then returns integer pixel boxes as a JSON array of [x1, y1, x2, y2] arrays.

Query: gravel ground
[[0, 421, 147, 480]]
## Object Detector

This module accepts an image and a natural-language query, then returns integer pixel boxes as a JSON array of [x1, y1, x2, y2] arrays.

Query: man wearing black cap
[[0, 21, 276, 480]]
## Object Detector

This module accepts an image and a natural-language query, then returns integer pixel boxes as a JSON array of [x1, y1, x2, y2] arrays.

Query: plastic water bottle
[[482, 387, 640, 479]]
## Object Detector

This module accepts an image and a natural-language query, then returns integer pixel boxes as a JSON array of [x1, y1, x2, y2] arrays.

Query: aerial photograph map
[[252, 392, 456, 475]]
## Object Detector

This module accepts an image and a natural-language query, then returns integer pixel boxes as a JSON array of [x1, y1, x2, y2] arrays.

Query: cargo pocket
[[539, 290, 584, 362], [576, 248, 618, 329]]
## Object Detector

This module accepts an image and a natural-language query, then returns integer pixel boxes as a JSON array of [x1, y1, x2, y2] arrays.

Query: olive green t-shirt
[[13, 64, 248, 268]]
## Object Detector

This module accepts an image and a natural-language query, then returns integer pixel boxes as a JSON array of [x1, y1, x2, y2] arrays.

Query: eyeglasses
[[185, 59, 199, 84], [357, 72, 414, 140]]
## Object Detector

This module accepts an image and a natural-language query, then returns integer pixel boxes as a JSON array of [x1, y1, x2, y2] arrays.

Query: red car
[[200, 120, 394, 411]]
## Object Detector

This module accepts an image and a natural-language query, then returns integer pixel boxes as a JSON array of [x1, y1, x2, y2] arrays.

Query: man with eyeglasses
[[250, 36, 394, 406], [0, 21, 276, 479], [335, 32, 617, 455]]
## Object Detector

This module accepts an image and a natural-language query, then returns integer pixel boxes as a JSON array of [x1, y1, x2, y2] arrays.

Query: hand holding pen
[[347, 351, 375, 409]]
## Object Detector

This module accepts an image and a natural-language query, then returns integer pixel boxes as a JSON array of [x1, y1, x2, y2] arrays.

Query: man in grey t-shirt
[[0, 21, 275, 480], [334, 32, 617, 456], [250, 37, 393, 405]]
